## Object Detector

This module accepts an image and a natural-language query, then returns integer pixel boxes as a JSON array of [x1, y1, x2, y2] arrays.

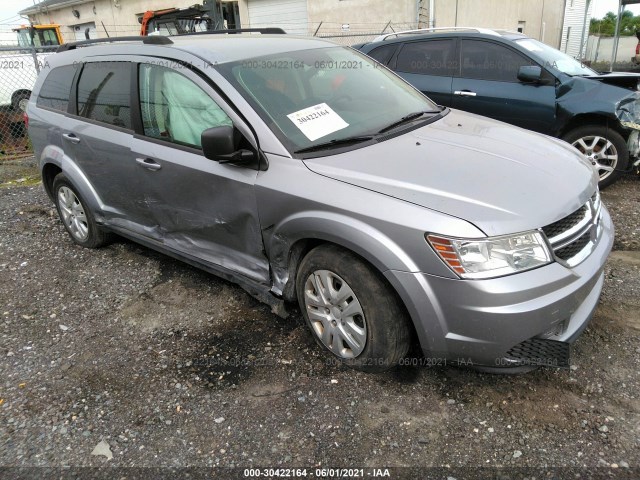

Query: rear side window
[[460, 40, 533, 82], [366, 44, 398, 65], [36, 65, 77, 112], [77, 62, 132, 129], [396, 40, 457, 76]]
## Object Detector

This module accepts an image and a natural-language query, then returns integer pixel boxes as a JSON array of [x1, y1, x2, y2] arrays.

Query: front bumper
[[385, 205, 614, 369]]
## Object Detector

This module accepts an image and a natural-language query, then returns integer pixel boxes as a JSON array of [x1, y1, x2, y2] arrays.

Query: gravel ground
[[1, 159, 639, 478]]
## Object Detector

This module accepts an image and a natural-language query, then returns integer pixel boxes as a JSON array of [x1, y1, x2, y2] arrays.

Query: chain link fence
[[312, 22, 420, 46], [0, 45, 57, 159]]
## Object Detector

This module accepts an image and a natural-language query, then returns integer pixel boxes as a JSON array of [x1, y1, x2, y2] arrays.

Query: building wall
[[306, 0, 417, 27], [431, 0, 566, 49], [559, 0, 593, 57], [26, 0, 235, 40]]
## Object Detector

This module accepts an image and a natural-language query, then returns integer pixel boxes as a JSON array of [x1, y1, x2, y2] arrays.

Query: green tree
[[591, 10, 640, 36]]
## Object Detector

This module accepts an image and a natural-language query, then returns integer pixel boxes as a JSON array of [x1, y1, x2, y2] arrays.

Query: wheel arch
[[268, 214, 423, 345], [282, 236, 421, 352], [39, 146, 105, 216], [559, 113, 627, 140]]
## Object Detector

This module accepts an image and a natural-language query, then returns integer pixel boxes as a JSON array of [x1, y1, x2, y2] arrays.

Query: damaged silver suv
[[27, 32, 613, 372]]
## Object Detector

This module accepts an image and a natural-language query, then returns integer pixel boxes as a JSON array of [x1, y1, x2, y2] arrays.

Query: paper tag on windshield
[[287, 103, 349, 141]]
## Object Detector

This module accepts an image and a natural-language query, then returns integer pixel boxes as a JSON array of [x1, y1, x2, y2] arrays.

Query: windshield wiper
[[293, 135, 375, 154], [377, 109, 442, 134]]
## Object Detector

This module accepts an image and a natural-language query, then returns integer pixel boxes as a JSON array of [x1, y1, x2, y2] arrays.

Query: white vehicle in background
[[0, 25, 62, 111], [0, 52, 43, 111]]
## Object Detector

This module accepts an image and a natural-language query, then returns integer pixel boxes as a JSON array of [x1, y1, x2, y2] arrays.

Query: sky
[[2, 0, 640, 29]]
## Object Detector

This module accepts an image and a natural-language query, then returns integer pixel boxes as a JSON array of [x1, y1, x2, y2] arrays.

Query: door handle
[[62, 133, 81, 144], [454, 90, 477, 97], [136, 157, 162, 171]]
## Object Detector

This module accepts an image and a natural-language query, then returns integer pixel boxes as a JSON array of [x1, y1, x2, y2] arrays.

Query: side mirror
[[201, 126, 256, 166], [518, 65, 542, 83]]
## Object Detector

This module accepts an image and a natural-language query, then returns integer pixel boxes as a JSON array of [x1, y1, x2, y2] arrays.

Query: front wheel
[[562, 126, 629, 189], [296, 244, 411, 372]]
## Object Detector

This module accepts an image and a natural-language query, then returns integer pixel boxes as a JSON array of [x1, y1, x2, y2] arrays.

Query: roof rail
[[56, 35, 173, 52], [176, 27, 287, 36], [373, 27, 501, 42]]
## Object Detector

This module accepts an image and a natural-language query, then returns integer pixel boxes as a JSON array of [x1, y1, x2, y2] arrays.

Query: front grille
[[505, 338, 571, 368], [541, 190, 601, 267], [555, 230, 591, 261], [542, 204, 588, 239]]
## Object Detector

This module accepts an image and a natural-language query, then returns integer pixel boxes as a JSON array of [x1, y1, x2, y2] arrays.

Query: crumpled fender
[[265, 210, 421, 297]]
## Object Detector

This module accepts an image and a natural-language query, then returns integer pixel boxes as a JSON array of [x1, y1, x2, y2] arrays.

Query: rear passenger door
[[59, 60, 141, 220], [451, 39, 556, 133], [390, 39, 456, 106]]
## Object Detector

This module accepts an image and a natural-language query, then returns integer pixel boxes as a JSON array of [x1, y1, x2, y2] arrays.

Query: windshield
[[216, 46, 440, 153], [16, 28, 60, 47], [515, 38, 596, 76]]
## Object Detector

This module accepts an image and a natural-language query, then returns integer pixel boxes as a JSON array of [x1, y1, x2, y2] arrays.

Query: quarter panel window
[[36, 65, 78, 112], [460, 40, 533, 82], [366, 44, 398, 65], [77, 62, 132, 129], [138, 64, 232, 148], [396, 40, 456, 76]]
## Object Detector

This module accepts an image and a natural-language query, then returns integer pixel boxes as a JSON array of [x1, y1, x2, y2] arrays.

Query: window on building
[[517, 21, 525, 34], [565, 27, 572, 53]]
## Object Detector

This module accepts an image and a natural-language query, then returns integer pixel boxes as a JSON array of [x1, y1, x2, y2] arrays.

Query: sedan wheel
[[303, 270, 367, 359]]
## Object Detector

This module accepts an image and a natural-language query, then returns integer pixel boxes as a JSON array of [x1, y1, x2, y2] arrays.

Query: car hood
[[582, 72, 640, 90], [302, 109, 598, 237]]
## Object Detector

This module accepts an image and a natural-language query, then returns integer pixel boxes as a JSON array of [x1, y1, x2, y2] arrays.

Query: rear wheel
[[562, 126, 629, 189], [53, 174, 111, 248], [296, 244, 411, 372]]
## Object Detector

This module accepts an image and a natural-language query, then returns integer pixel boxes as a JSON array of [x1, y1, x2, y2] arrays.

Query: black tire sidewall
[[296, 245, 410, 372], [562, 126, 629, 189]]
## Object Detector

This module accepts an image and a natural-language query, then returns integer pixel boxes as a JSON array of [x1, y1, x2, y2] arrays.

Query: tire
[[562, 126, 629, 189], [52, 173, 111, 248], [296, 244, 411, 373], [11, 91, 30, 112]]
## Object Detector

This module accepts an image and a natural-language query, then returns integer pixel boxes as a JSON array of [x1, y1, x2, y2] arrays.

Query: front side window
[[37, 65, 78, 112], [77, 62, 132, 129], [515, 38, 595, 76], [139, 64, 232, 148], [396, 40, 456, 76], [460, 40, 533, 82]]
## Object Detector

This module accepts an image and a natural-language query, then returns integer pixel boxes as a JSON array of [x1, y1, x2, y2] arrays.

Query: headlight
[[426, 231, 552, 279]]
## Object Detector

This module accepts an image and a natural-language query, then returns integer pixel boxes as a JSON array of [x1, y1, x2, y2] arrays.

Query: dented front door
[[128, 61, 269, 284]]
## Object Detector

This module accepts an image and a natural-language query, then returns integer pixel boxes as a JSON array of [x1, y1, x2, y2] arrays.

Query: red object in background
[[23, 112, 28, 129]]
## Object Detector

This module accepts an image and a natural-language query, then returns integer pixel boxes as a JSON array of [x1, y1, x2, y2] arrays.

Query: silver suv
[[27, 32, 613, 372]]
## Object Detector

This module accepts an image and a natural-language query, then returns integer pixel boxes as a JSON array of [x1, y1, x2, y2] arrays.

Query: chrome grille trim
[[542, 190, 601, 267]]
